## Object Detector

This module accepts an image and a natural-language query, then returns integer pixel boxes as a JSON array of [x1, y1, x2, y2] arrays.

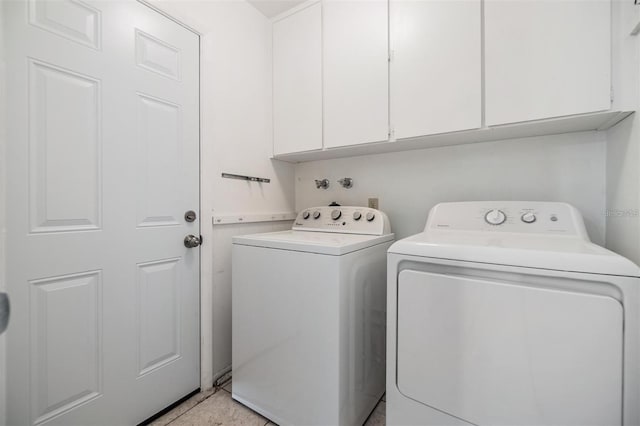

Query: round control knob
[[484, 209, 506, 225], [302, 211, 310, 220], [366, 212, 376, 222], [353, 211, 362, 221], [331, 209, 342, 221], [313, 211, 321, 220], [521, 212, 536, 224]]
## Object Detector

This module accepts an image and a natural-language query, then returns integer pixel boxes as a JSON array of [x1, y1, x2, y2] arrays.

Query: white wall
[[210, 219, 291, 379], [296, 132, 607, 244], [147, 0, 295, 387], [606, 0, 640, 265], [607, 116, 640, 263]]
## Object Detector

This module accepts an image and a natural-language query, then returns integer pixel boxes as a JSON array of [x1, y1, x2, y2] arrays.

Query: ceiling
[[247, 0, 307, 18]]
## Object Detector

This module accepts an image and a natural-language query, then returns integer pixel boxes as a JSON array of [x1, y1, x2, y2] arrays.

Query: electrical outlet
[[368, 198, 379, 210]]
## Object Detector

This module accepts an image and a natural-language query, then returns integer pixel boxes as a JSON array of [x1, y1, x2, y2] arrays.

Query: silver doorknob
[[184, 235, 202, 248]]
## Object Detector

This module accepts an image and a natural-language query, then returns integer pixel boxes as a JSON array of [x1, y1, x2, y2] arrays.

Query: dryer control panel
[[425, 201, 589, 239], [293, 206, 391, 235]]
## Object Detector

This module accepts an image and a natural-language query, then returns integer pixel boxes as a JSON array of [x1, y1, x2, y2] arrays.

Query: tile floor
[[149, 380, 386, 426]]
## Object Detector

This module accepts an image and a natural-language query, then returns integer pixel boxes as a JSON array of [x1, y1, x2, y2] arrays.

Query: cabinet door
[[273, 2, 323, 155], [485, 0, 611, 126], [390, 0, 481, 139], [323, 0, 389, 148]]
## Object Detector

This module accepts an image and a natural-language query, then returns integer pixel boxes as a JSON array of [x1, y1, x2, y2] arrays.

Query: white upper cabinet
[[485, 0, 611, 126], [323, 0, 389, 148], [273, 2, 323, 155], [390, 0, 481, 139], [272, 0, 627, 162]]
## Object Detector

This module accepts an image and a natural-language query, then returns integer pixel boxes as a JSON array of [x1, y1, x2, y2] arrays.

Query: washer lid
[[389, 231, 640, 277], [233, 230, 395, 255]]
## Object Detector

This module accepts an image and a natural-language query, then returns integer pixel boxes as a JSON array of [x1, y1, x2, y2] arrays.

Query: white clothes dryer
[[232, 206, 394, 426], [387, 201, 640, 426]]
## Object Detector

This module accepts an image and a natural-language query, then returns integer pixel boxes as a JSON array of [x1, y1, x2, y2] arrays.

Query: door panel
[[28, 0, 102, 50], [136, 258, 181, 377], [30, 271, 102, 425], [5, 1, 200, 424], [134, 29, 181, 80], [136, 93, 183, 227], [28, 59, 102, 233]]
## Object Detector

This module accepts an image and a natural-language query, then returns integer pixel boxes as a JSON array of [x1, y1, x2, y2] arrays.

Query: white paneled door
[[4, 1, 200, 425]]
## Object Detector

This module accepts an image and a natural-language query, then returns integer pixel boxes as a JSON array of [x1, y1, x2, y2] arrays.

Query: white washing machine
[[232, 206, 394, 426], [387, 201, 640, 426]]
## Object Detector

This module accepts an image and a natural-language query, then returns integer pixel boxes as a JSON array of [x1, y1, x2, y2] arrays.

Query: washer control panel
[[426, 201, 588, 239], [293, 206, 391, 235]]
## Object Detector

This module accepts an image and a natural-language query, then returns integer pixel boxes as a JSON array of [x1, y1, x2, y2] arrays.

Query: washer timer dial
[[485, 209, 507, 225]]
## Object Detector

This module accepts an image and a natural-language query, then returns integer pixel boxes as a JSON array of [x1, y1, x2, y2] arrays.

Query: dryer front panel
[[396, 269, 623, 426]]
